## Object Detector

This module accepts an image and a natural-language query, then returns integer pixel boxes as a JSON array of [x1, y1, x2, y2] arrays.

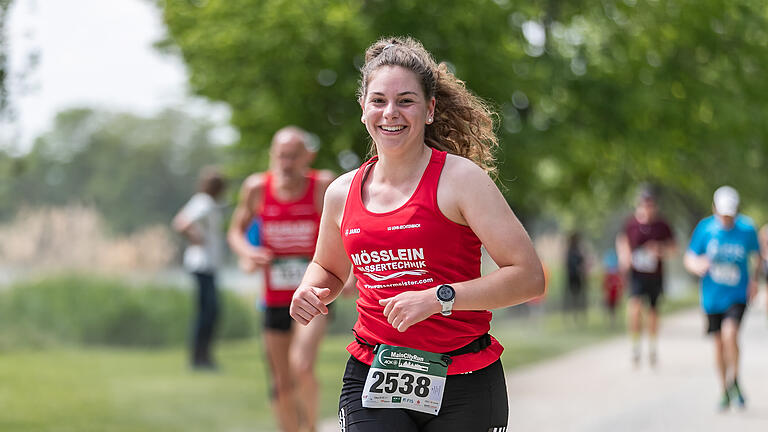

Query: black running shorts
[[263, 303, 334, 332], [263, 306, 293, 332], [338, 356, 509, 432], [629, 273, 663, 310], [706, 303, 747, 334]]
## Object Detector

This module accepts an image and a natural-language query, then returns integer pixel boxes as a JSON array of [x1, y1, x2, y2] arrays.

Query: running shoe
[[728, 380, 746, 408], [649, 350, 658, 367], [718, 391, 730, 411]]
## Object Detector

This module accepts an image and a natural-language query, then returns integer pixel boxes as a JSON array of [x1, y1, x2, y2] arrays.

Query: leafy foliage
[[159, 0, 768, 232]]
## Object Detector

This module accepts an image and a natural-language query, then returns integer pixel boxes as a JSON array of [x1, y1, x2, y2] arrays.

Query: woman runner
[[290, 37, 544, 431]]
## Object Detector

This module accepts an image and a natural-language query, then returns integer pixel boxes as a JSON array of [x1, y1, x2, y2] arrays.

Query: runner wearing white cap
[[684, 185, 760, 410]]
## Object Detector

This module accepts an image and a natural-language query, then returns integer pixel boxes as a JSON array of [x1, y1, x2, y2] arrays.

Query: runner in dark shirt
[[616, 186, 675, 366]]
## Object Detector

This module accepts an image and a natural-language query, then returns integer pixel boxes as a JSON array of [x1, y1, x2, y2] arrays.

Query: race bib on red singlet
[[361, 345, 449, 415], [269, 257, 310, 290]]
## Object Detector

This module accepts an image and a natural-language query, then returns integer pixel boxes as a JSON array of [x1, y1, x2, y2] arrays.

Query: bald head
[[270, 126, 314, 179]]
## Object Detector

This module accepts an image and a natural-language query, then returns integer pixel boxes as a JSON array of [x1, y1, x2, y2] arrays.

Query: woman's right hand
[[290, 284, 331, 325]]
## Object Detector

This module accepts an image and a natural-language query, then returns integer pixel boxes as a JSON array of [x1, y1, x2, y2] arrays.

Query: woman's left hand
[[379, 288, 441, 332]]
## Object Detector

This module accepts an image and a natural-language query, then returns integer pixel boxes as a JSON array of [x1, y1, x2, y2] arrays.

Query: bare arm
[[172, 209, 204, 245], [445, 159, 544, 310], [749, 250, 760, 301], [683, 250, 710, 278], [340, 270, 359, 298], [290, 172, 355, 325], [615, 233, 632, 276], [760, 226, 768, 262], [380, 156, 545, 332], [646, 234, 677, 260], [226, 175, 273, 270], [661, 236, 677, 257]]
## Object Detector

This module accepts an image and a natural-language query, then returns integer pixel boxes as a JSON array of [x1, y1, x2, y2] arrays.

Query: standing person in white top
[[173, 167, 227, 370]]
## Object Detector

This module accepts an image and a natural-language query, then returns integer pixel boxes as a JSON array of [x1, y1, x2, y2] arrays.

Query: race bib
[[632, 247, 658, 273], [361, 345, 449, 415], [269, 257, 309, 290], [709, 263, 740, 286]]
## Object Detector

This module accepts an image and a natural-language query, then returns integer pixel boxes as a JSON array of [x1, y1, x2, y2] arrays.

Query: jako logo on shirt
[[345, 228, 361, 236]]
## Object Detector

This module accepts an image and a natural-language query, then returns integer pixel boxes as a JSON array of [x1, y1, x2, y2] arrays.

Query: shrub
[[0, 273, 256, 350]]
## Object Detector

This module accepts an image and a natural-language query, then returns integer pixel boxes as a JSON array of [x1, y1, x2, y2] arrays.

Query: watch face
[[437, 285, 455, 301]]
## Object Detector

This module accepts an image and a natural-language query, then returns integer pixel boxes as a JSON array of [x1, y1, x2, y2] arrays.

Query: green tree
[[536, 0, 768, 229], [159, 0, 768, 233], [158, 0, 369, 175]]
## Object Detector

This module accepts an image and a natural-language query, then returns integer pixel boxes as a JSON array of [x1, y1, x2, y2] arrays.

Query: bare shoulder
[[318, 169, 357, 226], [325, 170, 356, 206], [242, 172, 266, 192], [437, 155, 499, 225], [238, 172, 267, 205], [442, 154, 496, 190]]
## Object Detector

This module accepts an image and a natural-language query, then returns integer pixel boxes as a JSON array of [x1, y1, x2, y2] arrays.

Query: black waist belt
[[354, 330, 491, 358], [443, 333, 492, 357]]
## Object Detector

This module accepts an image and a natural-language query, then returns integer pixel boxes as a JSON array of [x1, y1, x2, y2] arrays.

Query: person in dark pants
[[191, 271, 218, 367], [564, 232, 588, 324], [173, 167, 227, 370]]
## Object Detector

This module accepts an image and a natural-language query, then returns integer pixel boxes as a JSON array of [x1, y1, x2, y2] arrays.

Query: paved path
[[320, 293, 768, 431], [506, 294, 768, 432]]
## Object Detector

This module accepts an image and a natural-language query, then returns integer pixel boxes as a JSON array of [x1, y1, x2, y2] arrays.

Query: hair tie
[[382, 43, 395, 51]]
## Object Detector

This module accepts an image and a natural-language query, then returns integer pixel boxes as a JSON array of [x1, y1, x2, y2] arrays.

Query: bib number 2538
[[361, 345, 448, 415], [368, 371, 431, 397]]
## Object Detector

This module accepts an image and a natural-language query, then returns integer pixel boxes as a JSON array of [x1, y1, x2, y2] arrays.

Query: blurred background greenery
[[0, 0, 766, 430]]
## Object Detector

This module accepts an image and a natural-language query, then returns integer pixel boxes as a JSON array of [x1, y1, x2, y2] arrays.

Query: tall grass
[[0, 274, 256, 350]]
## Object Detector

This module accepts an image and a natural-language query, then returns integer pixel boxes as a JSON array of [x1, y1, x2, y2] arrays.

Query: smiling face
[[361, 66, 435, 154]]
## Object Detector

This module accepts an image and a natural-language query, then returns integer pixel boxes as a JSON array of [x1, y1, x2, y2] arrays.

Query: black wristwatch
[[436, 284, 456, 316]]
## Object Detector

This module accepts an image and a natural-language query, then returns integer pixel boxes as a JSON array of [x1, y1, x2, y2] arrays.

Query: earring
[[427, 117, 433, 124]]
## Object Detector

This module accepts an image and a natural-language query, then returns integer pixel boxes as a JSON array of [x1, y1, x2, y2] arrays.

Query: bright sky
[[2, 0, 228, 155]]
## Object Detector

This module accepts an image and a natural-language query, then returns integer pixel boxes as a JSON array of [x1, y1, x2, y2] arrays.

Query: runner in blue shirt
[[684, 186, 760, 410]]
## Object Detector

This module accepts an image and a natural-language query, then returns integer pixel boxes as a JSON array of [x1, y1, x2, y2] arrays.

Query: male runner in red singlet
[[228, 126, 334, 432]]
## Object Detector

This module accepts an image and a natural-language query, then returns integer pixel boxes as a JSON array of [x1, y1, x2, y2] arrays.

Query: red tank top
[[259, 171, 321, 307], [341, 148, 503, 375]]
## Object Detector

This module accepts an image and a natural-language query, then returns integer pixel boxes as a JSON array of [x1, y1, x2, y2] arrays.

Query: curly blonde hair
[[358, 36, 498, 175]]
